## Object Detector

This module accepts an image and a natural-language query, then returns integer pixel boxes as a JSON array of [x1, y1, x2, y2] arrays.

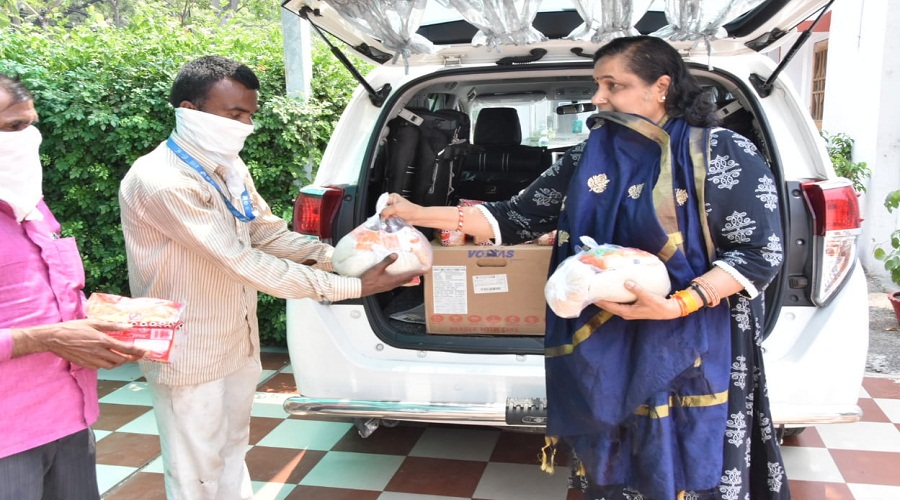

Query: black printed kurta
[[480, 126, 789, 499]]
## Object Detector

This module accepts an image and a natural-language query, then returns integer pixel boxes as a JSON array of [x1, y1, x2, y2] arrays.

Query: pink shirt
[[0, 200, 98, 459]]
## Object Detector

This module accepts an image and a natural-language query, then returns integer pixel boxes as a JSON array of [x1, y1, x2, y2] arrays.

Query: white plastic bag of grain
[[332, 193, 433, 280], [544, 236, 671, 318]]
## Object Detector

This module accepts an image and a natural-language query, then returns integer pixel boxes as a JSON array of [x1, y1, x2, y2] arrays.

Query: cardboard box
[[425, 241, 553, 335]]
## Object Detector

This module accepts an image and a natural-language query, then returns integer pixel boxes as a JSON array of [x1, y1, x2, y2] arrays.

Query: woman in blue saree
[[383, 35, 788, 500]]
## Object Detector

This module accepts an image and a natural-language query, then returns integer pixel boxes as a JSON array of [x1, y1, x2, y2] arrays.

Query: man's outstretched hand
[[358, 254, 424, 297]]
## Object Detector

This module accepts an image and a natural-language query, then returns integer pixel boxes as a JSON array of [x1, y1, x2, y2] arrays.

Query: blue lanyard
[[167, 137, 256, 222]]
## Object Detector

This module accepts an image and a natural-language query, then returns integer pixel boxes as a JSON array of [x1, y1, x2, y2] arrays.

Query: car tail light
[[801, 179, 862, 306], [292, 186, 344, 243]]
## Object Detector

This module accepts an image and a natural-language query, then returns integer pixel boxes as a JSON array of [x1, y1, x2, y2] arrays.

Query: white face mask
[[0, 125, 44, 222], [174, 107, 254, 169], [173, 107, 255, 200]]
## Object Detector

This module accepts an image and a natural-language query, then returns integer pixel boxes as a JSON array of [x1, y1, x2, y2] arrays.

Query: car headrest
[[474, 107, 522, 146]]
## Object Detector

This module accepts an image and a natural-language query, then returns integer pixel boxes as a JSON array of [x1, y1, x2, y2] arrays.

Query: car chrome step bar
[[284, 397, 861, 428], [283, 396, 549, 427]]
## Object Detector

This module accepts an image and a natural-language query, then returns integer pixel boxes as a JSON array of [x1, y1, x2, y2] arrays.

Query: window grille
[[811, 39, 828, 130]]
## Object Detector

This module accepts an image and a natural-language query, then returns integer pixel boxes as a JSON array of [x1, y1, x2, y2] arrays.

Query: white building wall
[[767, 2, 899, 285], [822, 0, 900, 284], [764, 31, 829, 118]]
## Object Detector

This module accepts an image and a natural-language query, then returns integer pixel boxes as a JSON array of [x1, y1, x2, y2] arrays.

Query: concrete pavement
[[866, 270, 900, 375]]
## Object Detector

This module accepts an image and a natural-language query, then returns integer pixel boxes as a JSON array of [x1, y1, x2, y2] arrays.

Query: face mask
[[0, 125, 43, 222], [173, 107, 255, 200], [173, 107, 254, 169]]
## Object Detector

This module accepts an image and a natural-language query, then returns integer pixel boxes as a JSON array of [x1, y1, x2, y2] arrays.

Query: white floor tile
[[473, 462, 570, 500], [98, 381, 154, 406], [116, 409, 159, 435], [409, 427, 500, 462], [252, 392, 292, 418], [141, 456, 165, 474], [874, 398, 900, 423], [94, 429, 112, 442], [847, 483, 900, 500], [299, 451, 404, 491], [96, 464, 137, 495], [258, 369, 276, 383], [378, 493, 469, 500], [98, 362, 143, 382], [815, 421, 900, 452], [256, 419, 352, 450], [251, 481, 296, 500], [780, 446, 844, 482]]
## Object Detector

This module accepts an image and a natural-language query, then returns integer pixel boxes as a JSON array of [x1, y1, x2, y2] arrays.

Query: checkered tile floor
[[95, 348, 900, 499]]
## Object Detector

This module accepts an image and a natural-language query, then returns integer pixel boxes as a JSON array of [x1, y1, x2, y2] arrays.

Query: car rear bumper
[[285, 264, 869, 431], [283, 395, 859, 429]]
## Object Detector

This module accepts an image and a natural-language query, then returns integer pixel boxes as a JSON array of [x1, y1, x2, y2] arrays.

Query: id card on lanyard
[[167, 137, 257, 222]]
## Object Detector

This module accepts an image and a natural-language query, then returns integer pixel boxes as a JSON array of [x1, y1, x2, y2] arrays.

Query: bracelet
[[691, 276, 721, 307], [672, 293, 688, 317], [672, 289, 701, 317], [689, 282, 710, 307], [672, 293, 689, 317], [456, 205, 464, 232]]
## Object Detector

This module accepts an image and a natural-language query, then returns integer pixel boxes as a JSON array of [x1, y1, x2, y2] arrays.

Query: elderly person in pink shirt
[[0, 74, 145, 500]]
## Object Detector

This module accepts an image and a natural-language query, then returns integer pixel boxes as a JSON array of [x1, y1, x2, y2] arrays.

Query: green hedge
[[0, 20, 364, 345]]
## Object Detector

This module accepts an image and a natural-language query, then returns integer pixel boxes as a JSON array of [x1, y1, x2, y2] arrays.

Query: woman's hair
[[168, 55, 260, 108], [593, 36, 718, 127], [0, 74, 34, 104]]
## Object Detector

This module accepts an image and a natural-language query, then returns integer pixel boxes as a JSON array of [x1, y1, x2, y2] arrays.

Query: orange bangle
[[672, 289, 701, 317], [672, 293, 688, 317], [456, 205, 464, 232]]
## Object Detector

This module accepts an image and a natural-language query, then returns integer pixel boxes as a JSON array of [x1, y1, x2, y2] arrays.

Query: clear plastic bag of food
[[85, 293, 184, 363], [332, 193, 433, 284], [544, 236, 671, 318]]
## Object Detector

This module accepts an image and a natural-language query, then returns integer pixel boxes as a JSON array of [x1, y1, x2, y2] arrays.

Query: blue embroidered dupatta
[[544, 112, 732, 497]]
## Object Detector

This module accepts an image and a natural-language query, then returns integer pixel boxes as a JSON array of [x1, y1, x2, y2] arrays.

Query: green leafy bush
[[0, 20, 365, 344], [874, 190, 900, 287], [822, 130, 870, 193]]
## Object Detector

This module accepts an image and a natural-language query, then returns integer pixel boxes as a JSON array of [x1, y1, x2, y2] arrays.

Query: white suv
[[279, 0, 868, 436]]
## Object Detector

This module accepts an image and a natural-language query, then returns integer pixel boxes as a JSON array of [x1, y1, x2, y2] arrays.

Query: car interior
[[359, 64, 773, 350]]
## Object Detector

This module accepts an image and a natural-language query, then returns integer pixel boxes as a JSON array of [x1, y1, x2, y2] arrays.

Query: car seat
[[454, 107, 548, 202]]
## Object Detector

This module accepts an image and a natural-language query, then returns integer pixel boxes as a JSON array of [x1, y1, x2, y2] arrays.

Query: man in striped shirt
[[119, 56, 417, 500]]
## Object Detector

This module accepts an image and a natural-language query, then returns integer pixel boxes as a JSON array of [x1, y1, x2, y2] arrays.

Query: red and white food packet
[[85, 293, 184, 363], [332, 193, 433, 285]]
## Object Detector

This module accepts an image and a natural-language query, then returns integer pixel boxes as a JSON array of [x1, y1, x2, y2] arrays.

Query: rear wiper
[[749, 0, 834, 98], [291, 5, 392, 107]]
